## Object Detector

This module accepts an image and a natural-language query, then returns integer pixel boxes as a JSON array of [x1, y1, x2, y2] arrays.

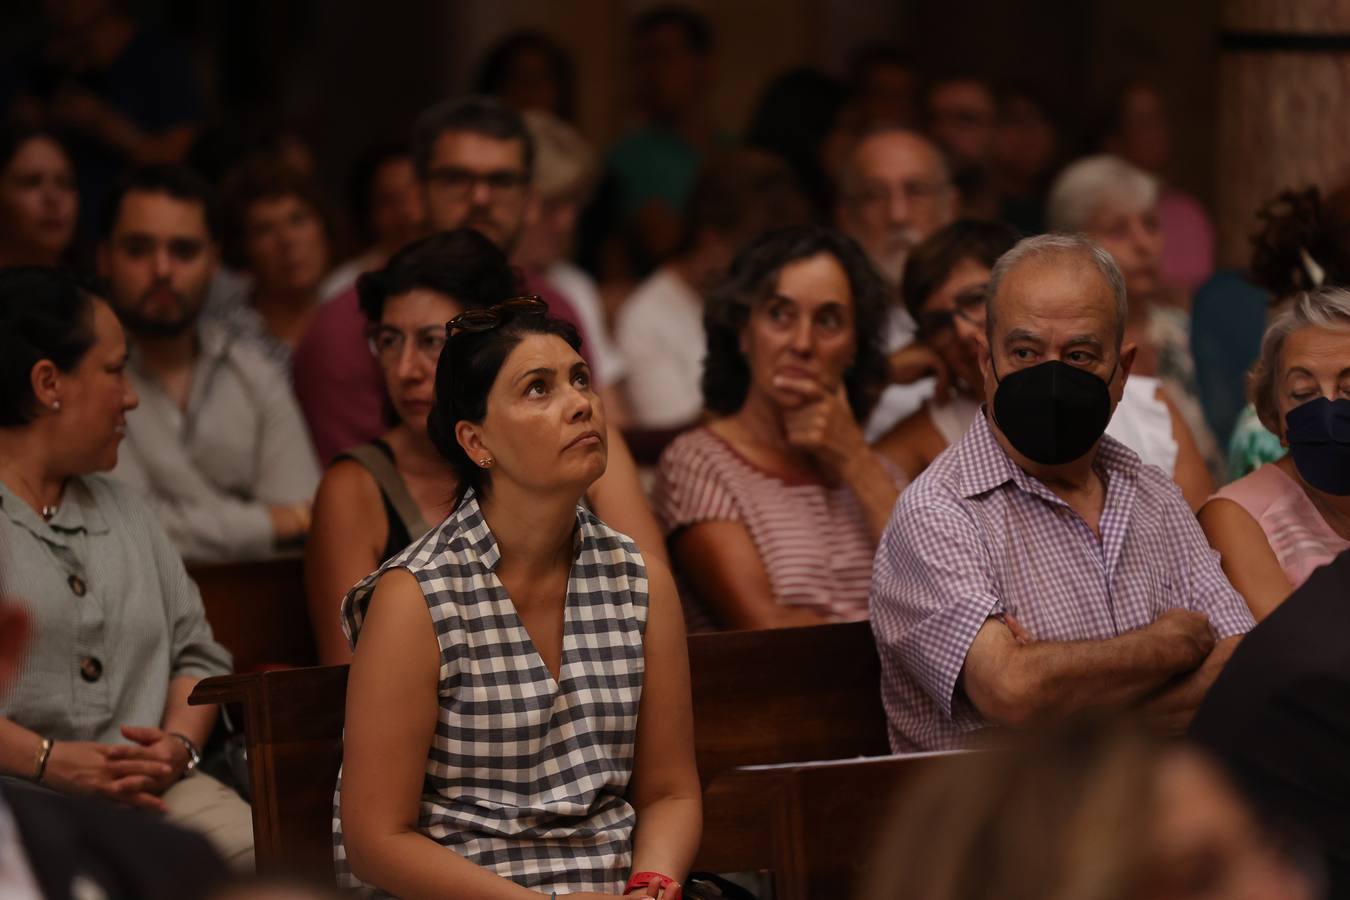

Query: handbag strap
[[343, 443, 433, 539]]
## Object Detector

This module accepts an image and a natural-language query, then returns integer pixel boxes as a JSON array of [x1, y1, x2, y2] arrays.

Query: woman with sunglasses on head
[[875, 219, 1214, 510], [333, 289, 700, 899], [305, 229, 669, 667]]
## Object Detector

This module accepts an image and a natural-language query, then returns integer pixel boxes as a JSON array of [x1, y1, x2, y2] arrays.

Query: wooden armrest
[[189, 672, 264, 707]]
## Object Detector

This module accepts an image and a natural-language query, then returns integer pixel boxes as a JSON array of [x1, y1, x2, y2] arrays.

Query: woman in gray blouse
[[0, 267, 251, 867]]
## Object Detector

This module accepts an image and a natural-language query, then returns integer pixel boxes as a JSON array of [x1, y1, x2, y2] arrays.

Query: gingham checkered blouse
[[332, 491, 649, 895]]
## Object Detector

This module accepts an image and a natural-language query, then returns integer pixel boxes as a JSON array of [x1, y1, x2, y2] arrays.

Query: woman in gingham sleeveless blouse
[[333, 299, 700, 899]]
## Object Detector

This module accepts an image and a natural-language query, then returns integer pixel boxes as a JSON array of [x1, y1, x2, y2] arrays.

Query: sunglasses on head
[[445, 295, 548, 337]]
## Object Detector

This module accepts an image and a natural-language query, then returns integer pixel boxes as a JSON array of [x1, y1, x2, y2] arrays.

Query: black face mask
[[1285, 396, 1350, 496], [991, 358, 1116, 466]]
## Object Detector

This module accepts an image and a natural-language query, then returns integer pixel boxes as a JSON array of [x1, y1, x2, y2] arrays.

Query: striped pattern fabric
[[870, 411, 1255, 752], [331, 491, 649, 895], [1212, 462, 1350, 590], [653, 427, 898, 625]]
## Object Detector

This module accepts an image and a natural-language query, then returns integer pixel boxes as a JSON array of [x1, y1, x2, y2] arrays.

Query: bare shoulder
[[315, 458, 383, 518], [1197, 496, 1259, 534]]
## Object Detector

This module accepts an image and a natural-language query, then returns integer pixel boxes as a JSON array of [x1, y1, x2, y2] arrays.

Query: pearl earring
[[50, 400, 61, 412]]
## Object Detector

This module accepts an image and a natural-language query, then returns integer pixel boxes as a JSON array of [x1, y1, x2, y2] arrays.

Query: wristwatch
[[168, 732, 201, 775]]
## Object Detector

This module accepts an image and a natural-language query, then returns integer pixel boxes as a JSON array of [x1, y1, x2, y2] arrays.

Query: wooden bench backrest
[[687, 620, 889, 781], [191, 620, 891, 879], [189, 558, 316, 673], [693, 754, 951, 900], [193, 665, 348, 877]]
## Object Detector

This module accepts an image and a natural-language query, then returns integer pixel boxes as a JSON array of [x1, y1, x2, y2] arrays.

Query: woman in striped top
[[335, 299, 700, 898], [653, 225, 907, 630]]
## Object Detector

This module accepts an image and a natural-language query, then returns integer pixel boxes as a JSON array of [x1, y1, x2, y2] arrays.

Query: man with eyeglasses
[[294, 95, 603, 465], [834, 126, 957, 440], [292, 96, 670, 567], [101, 165, 320, 563]]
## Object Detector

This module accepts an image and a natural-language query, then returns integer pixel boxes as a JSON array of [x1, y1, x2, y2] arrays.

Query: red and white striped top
[[654, 427, 903, 626]]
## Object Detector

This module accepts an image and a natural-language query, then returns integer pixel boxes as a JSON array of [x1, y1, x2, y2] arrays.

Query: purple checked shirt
[[869, 411, 1254, 752]]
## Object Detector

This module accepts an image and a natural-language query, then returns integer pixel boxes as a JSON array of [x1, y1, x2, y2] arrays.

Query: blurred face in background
[[1138, 748, 1314, 900], [369, 288, 459, 435], [514, 190, 581, 271], [422, 131, 532, 253], [243, 193, 329, 298], [497, 47, 564, 117], [368, 156, 426, 255], [926, 79, 998, 169], [916, 257, 991, 398], [633, 22, 707, 121], [98, 190, 217, 337], [856, 61, 919, 129], [1083, 194, 1164, 302], [993, 94, 1057, 190], [0, 136, 77, 265], [837, 131, 954, 286], [1108, 83, 1171, 176]]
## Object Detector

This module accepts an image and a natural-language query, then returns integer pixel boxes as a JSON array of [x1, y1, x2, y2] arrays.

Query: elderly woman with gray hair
[[1199, 287, 1350, 620], [1047, 154, 1222, 478]]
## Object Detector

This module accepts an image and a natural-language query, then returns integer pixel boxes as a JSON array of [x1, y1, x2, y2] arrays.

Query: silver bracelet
[[33, 737, 53, 783], [168, 732, 201, 776]]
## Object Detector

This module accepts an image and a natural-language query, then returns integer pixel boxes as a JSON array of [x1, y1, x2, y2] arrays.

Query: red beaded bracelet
[[625, 871, 682, 898]]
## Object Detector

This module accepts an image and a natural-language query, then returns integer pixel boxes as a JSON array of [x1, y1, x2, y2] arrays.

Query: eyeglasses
[[916, 284, 989, 342], [425, 166, 528, 199], [849, 178, 951, 212], [446, 295, 548, 337], [367, 325, 448, 365]]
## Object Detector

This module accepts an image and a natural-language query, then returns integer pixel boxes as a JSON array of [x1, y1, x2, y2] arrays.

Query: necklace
[[40, 504, 58, 522]]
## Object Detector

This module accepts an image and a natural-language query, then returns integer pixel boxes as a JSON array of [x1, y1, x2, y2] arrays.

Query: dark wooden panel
[[191, 620, 893, 882], [190, 557, 316, 673], [688, 621, 890, 782]]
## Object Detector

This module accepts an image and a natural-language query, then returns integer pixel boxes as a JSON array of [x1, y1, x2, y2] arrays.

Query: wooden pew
[[692, 754, 953, 900], [687, 621, 889, 783], [189, 620, 890, 880], [189, 557, 316, 673], [191, 665, 348, 877]]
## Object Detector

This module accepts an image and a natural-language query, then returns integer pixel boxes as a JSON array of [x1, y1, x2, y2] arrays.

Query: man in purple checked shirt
[[870, 233, 1254, 752]]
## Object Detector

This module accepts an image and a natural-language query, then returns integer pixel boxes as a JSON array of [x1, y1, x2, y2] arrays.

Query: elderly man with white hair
[[834, 127, 959, 438], [870, 233, 1254, 753], [1047, 153, 1222, 478]]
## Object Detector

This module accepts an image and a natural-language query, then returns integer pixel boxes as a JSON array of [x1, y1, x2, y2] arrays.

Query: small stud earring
[[478, 458, 495, 468], [50, 400, 61, 412]]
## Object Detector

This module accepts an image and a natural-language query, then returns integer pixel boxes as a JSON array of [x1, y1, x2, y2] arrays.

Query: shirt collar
[[0, 477, 109, 546], [127, 320, 233, 378], [956, 409, 1140, 503], [450, 489, 590, 573]]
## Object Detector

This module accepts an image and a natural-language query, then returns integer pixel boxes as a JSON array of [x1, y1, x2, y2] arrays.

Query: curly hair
[[701, 225, 890, 422], [1249, 185, 1350, 298]]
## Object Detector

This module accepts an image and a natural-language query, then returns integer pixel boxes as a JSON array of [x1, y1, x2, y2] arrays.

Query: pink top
[[1157, 188, 1216, 295], [653, 427, 905, 627], [1212, 463, 1350, 589], [291, 275, 596, 464]]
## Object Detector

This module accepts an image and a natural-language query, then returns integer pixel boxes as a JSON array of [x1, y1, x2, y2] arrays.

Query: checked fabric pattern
[[332, 491, 649, 895]]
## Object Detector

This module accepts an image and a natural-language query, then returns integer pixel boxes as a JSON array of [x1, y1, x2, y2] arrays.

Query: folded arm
[[960, 609, 1216, 728]]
